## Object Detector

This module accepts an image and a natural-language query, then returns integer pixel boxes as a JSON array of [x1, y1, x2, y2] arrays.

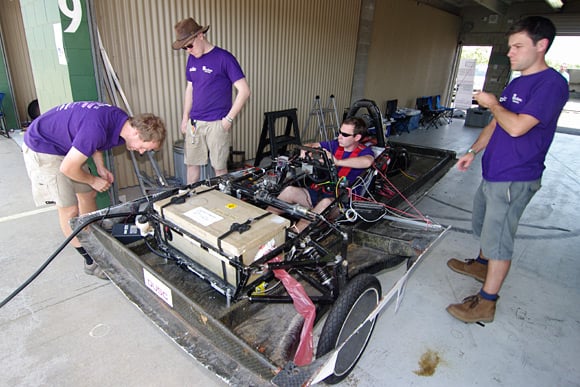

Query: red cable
[[350, 164, 431, 223]]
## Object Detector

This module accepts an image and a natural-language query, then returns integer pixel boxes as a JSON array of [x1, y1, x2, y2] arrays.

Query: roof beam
[[473, 0, 509, 15], [415, 0, 461, 16]]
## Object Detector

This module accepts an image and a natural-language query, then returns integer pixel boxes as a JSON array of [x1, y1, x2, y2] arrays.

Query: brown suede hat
[[172, 18, 210, 50]]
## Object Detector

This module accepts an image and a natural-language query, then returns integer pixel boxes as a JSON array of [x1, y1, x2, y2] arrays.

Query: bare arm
[[456, 118, 496, 171], [297, 142, 321, 158], [60, 147, 111, 192], [475, 91, 539, 137], [334, 154, 374, 169], [180, 82, 193, 135], [457, 91, 540, 172], [303, 142, 320, 148], [91, 151, 114, 184], [222, 78, 251, 130], [312, 143, 374, 169], [227, 78, 251, 120]]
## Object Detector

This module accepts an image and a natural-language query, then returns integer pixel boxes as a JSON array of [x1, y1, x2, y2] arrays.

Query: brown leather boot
[[446, 294, 497, 323], [447, 258, 487, 282]]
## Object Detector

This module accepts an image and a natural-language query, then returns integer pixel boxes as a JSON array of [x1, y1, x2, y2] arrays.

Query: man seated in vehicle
[[273, 117, 374, 232]]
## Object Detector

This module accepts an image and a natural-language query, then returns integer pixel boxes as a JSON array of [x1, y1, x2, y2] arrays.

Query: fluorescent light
[[546, 0, 564, 9]]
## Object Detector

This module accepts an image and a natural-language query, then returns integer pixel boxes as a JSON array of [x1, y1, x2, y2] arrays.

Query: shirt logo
[[57, 101, 110, 111], [499, 96, 507, 103], [511, 93, 523, 104], [188, 66, 213, 74]]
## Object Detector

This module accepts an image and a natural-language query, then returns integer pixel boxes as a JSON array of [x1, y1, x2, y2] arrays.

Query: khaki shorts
[[184, 119, 231, 170], [22, 144, 93, 207]]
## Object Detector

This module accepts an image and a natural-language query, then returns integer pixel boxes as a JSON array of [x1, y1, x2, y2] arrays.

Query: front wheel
[[316, 274, 381, 384]]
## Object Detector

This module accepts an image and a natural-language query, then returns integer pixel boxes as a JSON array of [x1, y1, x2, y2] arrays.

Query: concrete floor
[[1, 114, 579, 386]]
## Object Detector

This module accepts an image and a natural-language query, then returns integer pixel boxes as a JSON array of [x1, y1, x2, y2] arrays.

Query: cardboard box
[[154, 189, 290, 287]]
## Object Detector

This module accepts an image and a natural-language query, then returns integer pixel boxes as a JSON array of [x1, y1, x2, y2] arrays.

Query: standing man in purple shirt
[[23, 102, 166, 279], [172, 17, 251, 183], [446, 16, 568, 323]]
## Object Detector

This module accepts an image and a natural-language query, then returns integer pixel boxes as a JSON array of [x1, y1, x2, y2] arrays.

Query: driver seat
[[348, 146, 386, 199]]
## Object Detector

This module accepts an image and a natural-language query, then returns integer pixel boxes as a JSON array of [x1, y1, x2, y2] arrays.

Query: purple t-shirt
[[482, 68, 568, 182], [320, 139, 374, 185], [24, 102, 128, 157], [185, 46, 245, 121]]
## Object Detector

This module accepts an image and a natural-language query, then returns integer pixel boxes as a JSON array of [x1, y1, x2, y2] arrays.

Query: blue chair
[[433, 94, 453, 124], [416, 96, 441, 130], [0, 92, 9, 138]]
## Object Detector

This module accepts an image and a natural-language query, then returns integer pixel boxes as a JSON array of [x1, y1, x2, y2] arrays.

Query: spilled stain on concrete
[[414, 349, 441, 376]]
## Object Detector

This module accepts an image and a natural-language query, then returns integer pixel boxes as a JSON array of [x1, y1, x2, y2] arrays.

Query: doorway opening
[[547, 35, 580, 132], [452, 45, 492, 113]]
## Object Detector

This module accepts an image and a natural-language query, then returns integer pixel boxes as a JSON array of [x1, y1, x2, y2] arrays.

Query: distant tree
[[461, 46, 492, 65]]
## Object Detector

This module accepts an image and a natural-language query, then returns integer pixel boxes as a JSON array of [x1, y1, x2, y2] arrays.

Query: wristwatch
[[467, 148, 477, 156]]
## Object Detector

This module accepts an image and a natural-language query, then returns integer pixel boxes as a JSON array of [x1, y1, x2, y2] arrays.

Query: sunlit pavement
[[558, 98, 580, 132]]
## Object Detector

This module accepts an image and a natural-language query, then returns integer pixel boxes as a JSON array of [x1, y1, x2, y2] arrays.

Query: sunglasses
[[338, 131, 354, 137], [181, 43, 194, 50]]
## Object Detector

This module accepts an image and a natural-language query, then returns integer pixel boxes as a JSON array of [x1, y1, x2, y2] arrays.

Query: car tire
[[316, 273, 381, 384]]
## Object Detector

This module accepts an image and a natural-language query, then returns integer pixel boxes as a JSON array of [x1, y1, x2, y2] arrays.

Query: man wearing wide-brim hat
[[173, 17, 251, 184]]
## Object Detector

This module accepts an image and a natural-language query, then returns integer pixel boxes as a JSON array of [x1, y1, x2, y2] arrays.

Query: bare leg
[[482, 259, 511, 295], [58, 191, 97, 248], [214, 167, 228, 176], [187, 164, 201, 184], [267, 186, 311, 214], [278, 186, 312, 206], [57, 205, 81, 248], [294, 197, 333, 232], [64, 191, 108, 278], [77, 190, 97, 215]]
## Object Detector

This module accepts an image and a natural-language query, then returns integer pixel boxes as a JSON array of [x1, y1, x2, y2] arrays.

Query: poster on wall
[[454, 58, 476, 111], [53, 23, 67, 65]]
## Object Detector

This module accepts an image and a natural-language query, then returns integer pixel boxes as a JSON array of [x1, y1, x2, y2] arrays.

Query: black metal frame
[[135, 137, 457, 311], [140, 145, 352, 308]]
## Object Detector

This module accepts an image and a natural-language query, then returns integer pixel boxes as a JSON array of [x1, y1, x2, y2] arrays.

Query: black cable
[[0, 211, 137, 309], [144, 236, 176, 261], [426, 194, 572, 232]]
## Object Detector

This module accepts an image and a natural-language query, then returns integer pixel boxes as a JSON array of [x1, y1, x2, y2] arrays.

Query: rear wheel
[[316, 274, 381, 384]]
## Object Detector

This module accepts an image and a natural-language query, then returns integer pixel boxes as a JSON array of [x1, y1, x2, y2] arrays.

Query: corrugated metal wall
[[365, 0, 460, 109], [93, 0, 361, 188], [0, 0, 36, 124]]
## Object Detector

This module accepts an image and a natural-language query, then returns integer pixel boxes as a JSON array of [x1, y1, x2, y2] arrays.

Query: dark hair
[[342, 117, 367, 137], [508, 16, 556, 51], [129, 114, 167, 144]]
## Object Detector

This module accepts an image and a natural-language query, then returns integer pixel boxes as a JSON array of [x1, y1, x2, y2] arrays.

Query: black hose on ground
[[0, 211, 137, 309]]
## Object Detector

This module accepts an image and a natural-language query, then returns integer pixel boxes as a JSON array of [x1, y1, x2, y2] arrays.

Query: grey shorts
[[184, 119, 231, 170], [472, 179, 541, 260], [22, 144, 93, 207]]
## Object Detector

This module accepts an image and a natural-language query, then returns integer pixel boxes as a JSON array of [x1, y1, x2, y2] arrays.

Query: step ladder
[[254, 108, 302, 167], [302, 95, 340, 143]]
